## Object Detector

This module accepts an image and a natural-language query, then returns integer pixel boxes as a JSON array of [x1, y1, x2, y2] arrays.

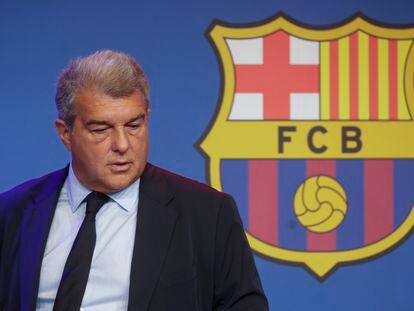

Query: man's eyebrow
[[85, 120, 112, 127], [85, 113, 146, 127], [126, 113, 146, 124]]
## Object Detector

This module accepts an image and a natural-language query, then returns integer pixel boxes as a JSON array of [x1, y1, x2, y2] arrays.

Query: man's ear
[[55, 119, 72, 151], [146, 107, 150, 120]]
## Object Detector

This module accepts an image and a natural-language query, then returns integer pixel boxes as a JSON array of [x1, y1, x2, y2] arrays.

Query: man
[[0, 50, 268, 310]]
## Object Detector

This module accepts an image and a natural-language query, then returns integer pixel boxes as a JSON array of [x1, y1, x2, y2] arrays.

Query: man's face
[[56, 90, 148, 193]]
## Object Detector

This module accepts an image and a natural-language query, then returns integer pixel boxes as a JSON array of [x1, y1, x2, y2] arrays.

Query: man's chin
[[103, 175, 139, 193]]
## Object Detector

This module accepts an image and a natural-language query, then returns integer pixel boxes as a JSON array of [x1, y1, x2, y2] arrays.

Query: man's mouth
[[108, 161, 132, 172]]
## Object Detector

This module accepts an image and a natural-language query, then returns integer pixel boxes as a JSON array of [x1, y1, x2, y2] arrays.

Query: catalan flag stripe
[[349, 32, 359, 120], [369, 36, 379, 119], [378, 39, 389, 120], [389, 40, 398, 120], [319, 32, 411, 121], [358, 32, 370, 120], [398, 40, 412, 120], [339, 37, 350, 119], [329, 40, 339, 120]]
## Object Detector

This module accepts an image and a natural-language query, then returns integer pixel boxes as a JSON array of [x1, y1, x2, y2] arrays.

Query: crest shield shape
[[197, 13, 414, 279]]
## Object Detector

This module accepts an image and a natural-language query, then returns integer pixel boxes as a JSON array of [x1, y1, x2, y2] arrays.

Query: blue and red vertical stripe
[[221, 159, 413, 252]]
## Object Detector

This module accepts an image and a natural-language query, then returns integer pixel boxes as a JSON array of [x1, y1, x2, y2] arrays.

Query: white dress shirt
[[36, 164, 139, 310]]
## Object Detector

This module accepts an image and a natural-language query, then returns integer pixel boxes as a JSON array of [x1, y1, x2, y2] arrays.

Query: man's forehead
[[73, 89, 147, 121], [76, 88, 144, 104]]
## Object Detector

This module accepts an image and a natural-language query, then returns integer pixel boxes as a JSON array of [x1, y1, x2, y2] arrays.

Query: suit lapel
[[128, 164, 178, 311], [19, 168, 68, 311]]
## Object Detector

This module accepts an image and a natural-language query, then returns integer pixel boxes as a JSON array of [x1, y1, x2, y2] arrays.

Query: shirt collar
[[67, 163, 140, 213]]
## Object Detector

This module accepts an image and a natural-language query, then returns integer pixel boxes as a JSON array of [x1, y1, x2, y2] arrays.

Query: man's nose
[[111, 128, 130, 154]]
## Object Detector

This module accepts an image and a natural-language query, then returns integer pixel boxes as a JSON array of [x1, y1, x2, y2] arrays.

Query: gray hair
[[55, 50, 149, 127]]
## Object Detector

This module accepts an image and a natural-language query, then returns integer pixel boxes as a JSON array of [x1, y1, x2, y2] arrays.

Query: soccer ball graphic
[[294, 175, 348, 233]]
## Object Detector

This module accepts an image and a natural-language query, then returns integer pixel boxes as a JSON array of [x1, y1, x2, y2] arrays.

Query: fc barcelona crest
[[197, 13, 414, 279]]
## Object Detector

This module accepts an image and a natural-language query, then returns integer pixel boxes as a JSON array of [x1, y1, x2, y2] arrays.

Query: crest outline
[[196, 12, 414, 279]]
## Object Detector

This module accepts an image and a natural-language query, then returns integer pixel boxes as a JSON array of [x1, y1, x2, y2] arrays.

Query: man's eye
[[128, 124, 140, 129], [92, 128, 108, 133]]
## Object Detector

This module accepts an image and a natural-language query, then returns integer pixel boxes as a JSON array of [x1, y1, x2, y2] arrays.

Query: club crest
[[197, 13, 414, 279]]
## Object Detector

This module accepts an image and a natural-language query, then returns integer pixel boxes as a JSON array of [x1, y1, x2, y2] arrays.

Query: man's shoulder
[[0, 167, 68, 210], [147, 163, 238, 222], [148, 163, 226, 199]]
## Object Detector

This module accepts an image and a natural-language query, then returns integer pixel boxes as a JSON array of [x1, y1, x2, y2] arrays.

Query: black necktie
[[53, 192, 110, 311]]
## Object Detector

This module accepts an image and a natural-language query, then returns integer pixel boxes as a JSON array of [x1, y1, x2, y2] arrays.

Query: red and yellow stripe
[[320, 32, 412, 120]]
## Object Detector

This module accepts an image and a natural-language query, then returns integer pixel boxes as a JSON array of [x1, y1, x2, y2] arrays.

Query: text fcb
[[197, 13, 414, 279]]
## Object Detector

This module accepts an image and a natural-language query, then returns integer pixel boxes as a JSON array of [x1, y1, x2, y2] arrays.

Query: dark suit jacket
[[0, 163, 268, 311]]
